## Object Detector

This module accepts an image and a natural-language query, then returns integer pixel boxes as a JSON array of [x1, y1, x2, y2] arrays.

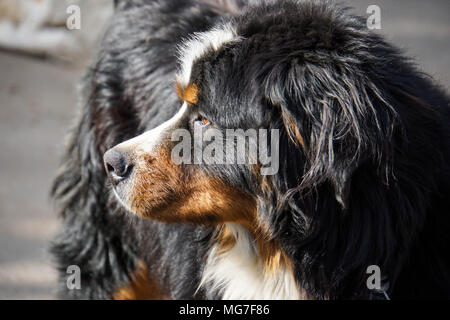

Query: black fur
[[51, 0, 225, 299], [51, 0, 450, 299]]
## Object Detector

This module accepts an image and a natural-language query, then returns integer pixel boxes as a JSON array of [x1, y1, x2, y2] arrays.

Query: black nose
[[103, 149, 133, 184]]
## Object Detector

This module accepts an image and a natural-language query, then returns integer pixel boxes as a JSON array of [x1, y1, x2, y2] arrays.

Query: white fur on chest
[[199, 224, 302, 300]]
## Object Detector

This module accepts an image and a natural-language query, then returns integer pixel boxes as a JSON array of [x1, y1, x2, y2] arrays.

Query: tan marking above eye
[[175, 81, 199, 105]]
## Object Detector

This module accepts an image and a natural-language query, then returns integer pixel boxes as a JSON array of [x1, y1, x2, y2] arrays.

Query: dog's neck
[[199, 223, 305, 299]]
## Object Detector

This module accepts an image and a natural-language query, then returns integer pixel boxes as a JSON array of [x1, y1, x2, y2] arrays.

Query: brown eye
[[194, 115, 210, 127]]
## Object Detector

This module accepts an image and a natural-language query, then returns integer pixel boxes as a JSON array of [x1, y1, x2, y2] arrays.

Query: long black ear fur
[[251, 1, 450, 298]]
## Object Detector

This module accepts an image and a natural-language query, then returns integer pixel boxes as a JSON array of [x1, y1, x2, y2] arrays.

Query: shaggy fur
[[51, 0, 450, 299]]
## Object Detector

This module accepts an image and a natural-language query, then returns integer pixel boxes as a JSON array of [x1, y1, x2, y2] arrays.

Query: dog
[[51, 0, 450, 299]]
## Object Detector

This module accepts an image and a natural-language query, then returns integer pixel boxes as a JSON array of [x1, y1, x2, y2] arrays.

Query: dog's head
[[103, 97, 258, 225], [103, 1, 406, 236]]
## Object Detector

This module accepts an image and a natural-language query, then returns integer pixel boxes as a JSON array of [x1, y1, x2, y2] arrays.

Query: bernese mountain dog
[[51, 0, 450, 299]]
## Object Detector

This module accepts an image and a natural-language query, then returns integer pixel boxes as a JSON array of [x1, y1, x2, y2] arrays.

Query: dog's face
[[103, 25, 266, 225], [103, 22, 291, 226], [103, 98, 260, 224]]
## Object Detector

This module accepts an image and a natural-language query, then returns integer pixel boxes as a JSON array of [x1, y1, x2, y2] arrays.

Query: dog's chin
[[111, 184, 135, 215], [111, 183, 172, 220]]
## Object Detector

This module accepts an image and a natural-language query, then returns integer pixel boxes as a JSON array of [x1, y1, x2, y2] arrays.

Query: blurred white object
[[0, 0, 113, 62]]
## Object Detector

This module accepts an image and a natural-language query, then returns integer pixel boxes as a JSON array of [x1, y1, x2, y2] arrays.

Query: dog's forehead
[[176, 22, 242, 89]]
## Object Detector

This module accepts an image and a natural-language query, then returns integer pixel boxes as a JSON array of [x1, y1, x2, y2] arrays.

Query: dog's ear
[[264, 61, 398, 209]]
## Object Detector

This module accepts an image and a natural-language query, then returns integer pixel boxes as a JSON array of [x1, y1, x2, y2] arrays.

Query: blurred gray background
[[0, 0, 449, 299]]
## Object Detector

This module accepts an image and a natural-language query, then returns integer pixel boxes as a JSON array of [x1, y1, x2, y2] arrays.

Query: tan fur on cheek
[[128, 147, 256, 224], [129, 149, 185, 220], [178, 176, 257, 225]]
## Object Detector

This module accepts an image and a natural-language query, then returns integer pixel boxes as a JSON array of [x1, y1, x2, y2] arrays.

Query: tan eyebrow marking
[[175, 81, 199, 105]]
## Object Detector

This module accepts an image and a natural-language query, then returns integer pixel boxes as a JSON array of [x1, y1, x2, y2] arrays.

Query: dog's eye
[[194, 115, 211, 127]]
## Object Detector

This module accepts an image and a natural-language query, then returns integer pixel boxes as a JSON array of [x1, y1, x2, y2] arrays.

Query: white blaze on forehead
[[115, 103, 188, 154], [176, 22, 242, 87]]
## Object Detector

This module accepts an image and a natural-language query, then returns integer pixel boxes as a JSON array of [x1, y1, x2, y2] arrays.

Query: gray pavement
[[0, 53, 84, 299], [0, 0, 449, 299]]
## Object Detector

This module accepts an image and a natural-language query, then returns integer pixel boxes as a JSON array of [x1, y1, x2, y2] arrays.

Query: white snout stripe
[[114, 103, 188, 154]]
